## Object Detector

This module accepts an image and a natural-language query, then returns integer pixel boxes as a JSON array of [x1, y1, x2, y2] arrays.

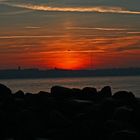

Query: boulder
[[113, 91, 136, 106], [49, 110, 70, 127], [104, 120, 128, 136], [14, 90, 24, 98], [51, 86, 72, 98], [82, 87, 98, 99], [71, 88, 82, 98], [113, 106, 133, 122], [0, 83, 12, 97], [110, 130, 139, 140], [113, 91, 135, 100], [99, 86, 112, 98]]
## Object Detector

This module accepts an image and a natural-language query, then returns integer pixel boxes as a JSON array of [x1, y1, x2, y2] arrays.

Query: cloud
[[67, 27, 127, 31], [39, 50, 105, 54], [0, 10, 31, 15], [113, 44, 140, 52], [0, 0, 8, 2], [24, 26, 41, 29], [0, 34, 140, 57], [2, 2, 140, 15], [127, 32, 140, 34], [0, 35, 68, 39], [0, 34, 124, 39]]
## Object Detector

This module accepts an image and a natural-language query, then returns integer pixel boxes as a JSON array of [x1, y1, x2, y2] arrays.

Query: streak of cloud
[[0, 34, 124, 39], [0, 0, 8, 2], [2, 35, 139, 51], [113, 45, 140, 52], [67, 27, 127, 31], [2, 2, 140, 15], [127, 32, 140, 34], [0, 35, 69, 39], [0, 10, 31, 15], [24, 26, 41, 29]]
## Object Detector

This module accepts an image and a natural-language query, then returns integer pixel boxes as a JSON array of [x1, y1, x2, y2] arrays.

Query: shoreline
[[0, 68, 140, 79], [0, 84, 140, 140]]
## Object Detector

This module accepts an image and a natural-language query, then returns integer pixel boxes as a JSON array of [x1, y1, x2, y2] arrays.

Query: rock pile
[[0, 84, 139, 140]]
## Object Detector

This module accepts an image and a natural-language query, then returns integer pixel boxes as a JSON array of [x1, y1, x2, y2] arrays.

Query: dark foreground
[[0, 84, 140, 140]]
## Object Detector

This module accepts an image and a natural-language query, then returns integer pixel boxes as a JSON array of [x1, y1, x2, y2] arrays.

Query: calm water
[[0, 76, 140, 97]]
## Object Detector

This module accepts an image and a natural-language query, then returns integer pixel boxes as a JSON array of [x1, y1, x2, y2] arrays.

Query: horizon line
[[1, 67, 140, 71]]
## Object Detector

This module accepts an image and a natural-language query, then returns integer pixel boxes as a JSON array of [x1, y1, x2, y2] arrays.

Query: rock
[[51, 86, 72, 98], [99, 98, 117, 120], [0, 84, 138, 139], [99, 86, 112, 98], [0, 83, 12, 97], [82, 87, 98, 99], [38, 91, 50, 98], [110, 130, 139, 140], [38, 91, 50, 95], [104, 120, 129, 137], [49, 110, 70, 127], [113, 106, 133, 122], [113, 91, 135, 100], [14, 90, 24, 98], [71, 88, 82, 98], [112, 91, 136, 106]]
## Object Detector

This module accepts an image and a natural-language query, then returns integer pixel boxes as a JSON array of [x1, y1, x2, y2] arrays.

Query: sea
[[0, 76, 140, 97]]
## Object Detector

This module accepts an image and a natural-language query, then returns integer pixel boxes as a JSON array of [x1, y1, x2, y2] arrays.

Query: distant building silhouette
[[18, 66, 21, 71]]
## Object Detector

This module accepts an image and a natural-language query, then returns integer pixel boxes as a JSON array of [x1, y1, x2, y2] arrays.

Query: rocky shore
[[0, 83, 140, 140]]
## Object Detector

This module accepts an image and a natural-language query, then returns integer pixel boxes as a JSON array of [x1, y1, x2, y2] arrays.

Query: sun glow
[[40, 33, 93, 70], [42, 52, 90, 70]]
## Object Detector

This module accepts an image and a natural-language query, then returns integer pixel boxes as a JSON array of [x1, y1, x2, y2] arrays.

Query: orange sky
[[0, 1, 140, 70], [0, 34, 140, 70]]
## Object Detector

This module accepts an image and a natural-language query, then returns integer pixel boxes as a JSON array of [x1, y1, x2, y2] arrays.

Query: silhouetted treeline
[[0, 68, 140, 79]]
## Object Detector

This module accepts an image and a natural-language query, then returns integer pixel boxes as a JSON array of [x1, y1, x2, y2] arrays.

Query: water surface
[[0, 76, 139, 97]]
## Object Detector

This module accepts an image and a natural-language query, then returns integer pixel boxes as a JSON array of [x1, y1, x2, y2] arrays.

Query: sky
[[0, 0, 140, 70]]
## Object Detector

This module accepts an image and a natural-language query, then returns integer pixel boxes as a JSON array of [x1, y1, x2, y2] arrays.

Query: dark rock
[[113, 91, 135, 100], [113, 91, 136, 106], [0, 84, 138, 139], [113, 106, 133, 122], [104, 120, 129, 137], [99, 98, 117, 120], [38, 91, 51, 99], [82, 87, 98, 99], [51, 86, 72, 98], [110, 130, 139, 140], [0, 83, 12, 97], [99, 86, 112, 98], [49, 110, 70, 127], [71, 88, 82, 98], [38, 91, 50, 96], [14, 90, 24, 98]]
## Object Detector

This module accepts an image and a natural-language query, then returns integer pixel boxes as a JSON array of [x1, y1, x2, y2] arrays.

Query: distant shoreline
[[0, 68, 140, 79], [0, 74, 140, 80]]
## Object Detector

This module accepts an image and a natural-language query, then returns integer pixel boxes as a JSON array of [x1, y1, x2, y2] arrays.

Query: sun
[[43, 51, 90, 70]]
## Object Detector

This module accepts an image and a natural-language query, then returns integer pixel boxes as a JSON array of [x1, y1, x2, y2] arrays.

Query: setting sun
[[42, 51, 90, 70]]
